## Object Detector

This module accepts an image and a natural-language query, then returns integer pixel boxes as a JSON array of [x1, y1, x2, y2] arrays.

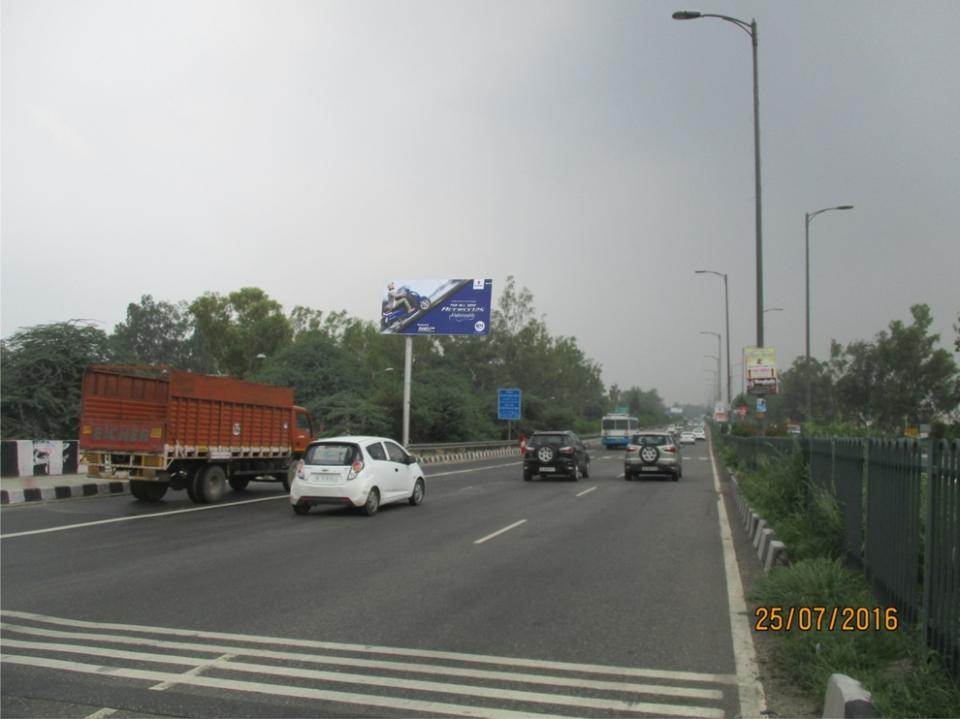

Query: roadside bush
[[752, 559, 960, 717]]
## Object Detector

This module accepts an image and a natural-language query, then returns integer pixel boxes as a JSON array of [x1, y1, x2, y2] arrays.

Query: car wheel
[[363, 488, 380, 516], [292, 502, 310, 515], [523, 468, 533, 482], [198, 465, 227, 503], [582, 460, 589, 479], [229, 477, 250, 492], [673, 471, 680, 482], [623, 471, 631, 481], [572, 463, 581, 481], [409, 478, 425, 506]]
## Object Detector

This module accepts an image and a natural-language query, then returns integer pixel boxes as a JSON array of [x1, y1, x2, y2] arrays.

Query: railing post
[[921, 438, 935, 653]]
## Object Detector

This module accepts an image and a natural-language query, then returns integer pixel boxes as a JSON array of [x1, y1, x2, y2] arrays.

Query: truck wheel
[[130, 481, 168, 502], [198, 465, 227, 503], [229, 477, 250, 492]]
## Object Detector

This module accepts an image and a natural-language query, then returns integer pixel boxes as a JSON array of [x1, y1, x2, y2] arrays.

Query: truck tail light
[[347, 460, 364, 481], [296, 459, 304, 479]]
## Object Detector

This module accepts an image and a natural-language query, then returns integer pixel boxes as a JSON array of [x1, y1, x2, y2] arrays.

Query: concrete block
[[753, 518, 768, 548], [764, 540, 789, 572], [757, 527, 775, 561], [822, 673, 879, 718]]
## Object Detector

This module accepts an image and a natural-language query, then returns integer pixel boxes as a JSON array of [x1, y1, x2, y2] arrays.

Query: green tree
[[1, 321, 112, 438], [834, 304, 958, 431], [110, 294, 196, 369], [189, 287, 293, 378]]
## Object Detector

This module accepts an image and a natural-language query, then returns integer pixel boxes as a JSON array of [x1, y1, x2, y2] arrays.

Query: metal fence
[[718, 433, 959, 679]]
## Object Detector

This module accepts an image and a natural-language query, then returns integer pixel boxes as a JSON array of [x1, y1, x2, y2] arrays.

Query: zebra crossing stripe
[[0, 610, 736, 685], [0, 622, 722, 700], [1, 638, 724, 717]]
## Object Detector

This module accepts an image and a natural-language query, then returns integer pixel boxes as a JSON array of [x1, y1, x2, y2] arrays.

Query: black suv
[[523, 431, 590, 481]]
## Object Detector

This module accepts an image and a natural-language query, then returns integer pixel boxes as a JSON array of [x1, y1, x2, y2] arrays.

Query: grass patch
[[752, 559, 960, 717], [734, 448, 845, 562]]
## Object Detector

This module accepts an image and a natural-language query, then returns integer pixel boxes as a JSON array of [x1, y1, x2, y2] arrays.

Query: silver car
[[624, 432, 682, 481]]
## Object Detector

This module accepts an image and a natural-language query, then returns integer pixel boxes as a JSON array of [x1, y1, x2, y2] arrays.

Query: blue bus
[[601, 414, 639, 448]]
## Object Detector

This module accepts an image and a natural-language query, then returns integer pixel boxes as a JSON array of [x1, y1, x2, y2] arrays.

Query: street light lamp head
[[673, 10, 703, 20], [837, 205, 854, 210]]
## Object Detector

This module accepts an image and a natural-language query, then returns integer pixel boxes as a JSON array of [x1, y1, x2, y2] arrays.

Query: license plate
[[641, 466, 660, 472], [539, 467, 556, 472]]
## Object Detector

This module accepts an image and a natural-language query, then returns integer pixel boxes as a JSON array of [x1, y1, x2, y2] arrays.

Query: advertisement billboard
[[380, 279, 493, 335], [713, 401, 729, 423], [744, 346, 779, 395]]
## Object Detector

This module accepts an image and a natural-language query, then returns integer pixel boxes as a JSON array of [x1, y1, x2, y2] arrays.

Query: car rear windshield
[[528, 434, 566, 447], [603, 419, 628, 430], [631, 434, 669, 446], [304, 443, 358, 466]]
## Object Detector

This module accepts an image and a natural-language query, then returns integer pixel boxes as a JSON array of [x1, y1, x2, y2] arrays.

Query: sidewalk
[[1, 473, 128, 506]]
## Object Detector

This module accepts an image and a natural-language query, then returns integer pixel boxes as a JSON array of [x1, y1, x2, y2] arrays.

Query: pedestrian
[[518, 432, 527, 456]]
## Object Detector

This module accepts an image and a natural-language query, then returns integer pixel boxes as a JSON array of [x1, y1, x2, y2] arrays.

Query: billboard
[[380, 279, 493, 335], [744, 346, 779, 395], [713, 402, 729, 423]]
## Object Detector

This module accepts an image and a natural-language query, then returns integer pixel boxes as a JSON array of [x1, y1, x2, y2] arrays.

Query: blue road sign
[[498, 388, 521, 421]]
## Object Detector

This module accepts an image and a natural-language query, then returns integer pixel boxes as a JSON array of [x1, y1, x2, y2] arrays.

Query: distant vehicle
[[624, 432, 682, 481], [601, 414, 639, 448], [679, 431, 696, 445], [523, 431, 590, 481], [693, 428, 706, 441], [79, 365, 313, 504], [291, 436, 425, 516]]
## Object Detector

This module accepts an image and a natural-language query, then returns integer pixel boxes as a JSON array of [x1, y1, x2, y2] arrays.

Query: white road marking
[[708, 438, 768, 717], [575, 486, 597, 497], [0, 622, 723, 700], [0, 654, 578, 719], [426, 462, 520, 478], [474, 519, 527, 545], [150, 652, 234, 691], [0, 640, 724, 717], [0, 496, 285, 540], [617, 473, 625, 478], [1, 610, 737, 684], [82, 709, 116, 719]]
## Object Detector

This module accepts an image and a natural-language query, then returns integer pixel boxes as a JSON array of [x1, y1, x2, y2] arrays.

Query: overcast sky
[[3, 0, 958, 407]]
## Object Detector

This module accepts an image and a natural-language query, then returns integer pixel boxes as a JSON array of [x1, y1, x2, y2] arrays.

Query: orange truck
[[79, 365, 313, 503]]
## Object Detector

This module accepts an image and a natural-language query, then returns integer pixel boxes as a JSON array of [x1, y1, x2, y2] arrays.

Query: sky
[[3, 0, 959, 407]]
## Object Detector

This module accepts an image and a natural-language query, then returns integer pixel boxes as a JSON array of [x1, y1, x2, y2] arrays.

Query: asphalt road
[[1, 440, 743, 718]]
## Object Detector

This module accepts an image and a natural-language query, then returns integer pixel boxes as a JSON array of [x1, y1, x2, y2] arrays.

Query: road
[[1, 439, 753, 718]]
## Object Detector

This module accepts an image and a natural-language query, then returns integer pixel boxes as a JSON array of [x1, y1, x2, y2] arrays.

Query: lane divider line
[[474, 519, 527, 545], [0, 496, 285, 540], [83, 709, 117, 719], [150, 652, 235, 691], [575, 486, 597, 498]]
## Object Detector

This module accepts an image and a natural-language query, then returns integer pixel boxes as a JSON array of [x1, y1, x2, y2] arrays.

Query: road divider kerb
[[727, 472, 789, 573]]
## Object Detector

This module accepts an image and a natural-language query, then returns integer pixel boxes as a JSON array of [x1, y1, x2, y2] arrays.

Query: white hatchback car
[[290, 436, 425, 516], [679, 431, 696, 445]]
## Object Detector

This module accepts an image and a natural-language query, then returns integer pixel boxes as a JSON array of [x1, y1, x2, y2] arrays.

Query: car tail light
[[347, 460, 364, 481], [626, 444, 639, 453], [559, 446, 575, 455], [295, 459, 304, 479], [663, 445, 677, 454]]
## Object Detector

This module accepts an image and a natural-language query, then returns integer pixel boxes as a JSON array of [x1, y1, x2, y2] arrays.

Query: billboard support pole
[[402, 336, 412, 446]]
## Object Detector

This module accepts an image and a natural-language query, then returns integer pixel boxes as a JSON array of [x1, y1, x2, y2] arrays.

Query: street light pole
[[804, 204, 854, 423], [675, 10, 763, 348], [696, 270, 731, 406]]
